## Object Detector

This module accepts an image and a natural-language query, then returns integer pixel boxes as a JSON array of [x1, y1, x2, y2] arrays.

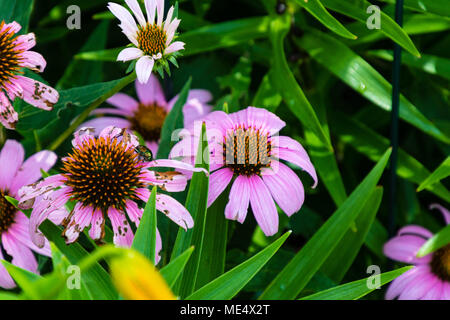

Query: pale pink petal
[[166, 19, 180, 45], [63, 203, 94, 244], [249, 175, 279, 236], [165, 41, 184, 54], [3, 22, 21, 34], [117, 47, 143, 62], [146, 159, 208, 175], [10, 150, 57, 195], [421, 279, 443, 300], [262, 160, 305, 216], [385, 266, 427, 300], [207, 168, 233, 207], [0, 91, 18, 129], [125, 199, 143, 226], [156, 193, 193, 229], [107, 92, 139, 112], [145, 140, 159, 157], [155, 229, 162, 265], [71, 127, 95, 148], [0, 140, 24, 190], [274, 147, 318, 188], [398, 267, 437, 300], [89, 208, 104, 240], [13, 33, 35, 51], [108, 207, 134, 247], [18, 51, 46, 72], [16, 76, 59, 111], [140, 170, 187, 192], [135, 75, 166, 106], [156, 0, 164, 26], [80, 117, 131, 135], [231, 106, 285, 135], [108, 2, 139, 46], [136, 56, 154, 84], [2, 232, 38, 274], [442, 283, 450, 300], [135, 187, 150, 202], [164, 6, 174, 32], [225, 175, 250, 223], [144, 0, 156, 24], [91, 107, 134, 117], [0, 248, 15, 289], [430, 204, 450, 225], [383, 235, 431, 265], [125, 0, 146, 26]]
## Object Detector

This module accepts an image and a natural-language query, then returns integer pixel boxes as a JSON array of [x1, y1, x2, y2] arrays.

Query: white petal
[[125, 0, 146, 27], [117, 47, 143, 61], [136, 56, 155, 84]]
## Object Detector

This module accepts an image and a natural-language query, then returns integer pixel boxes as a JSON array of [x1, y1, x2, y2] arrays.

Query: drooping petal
[[249, 175, 279, 236], [398, 266, 437, 300], [430, 204, 450, 225], [383, 234, 431, 265], [155, 193, 193, 230], [421, 279, 444, 300], [135, 74, 166, 106], [207, 168, 233, 207], [117, 47, 144, 62], [63, 203, 95, 244], [140, 170, 187, 192], [18, 51, 46, 72], [10, 150, 57, 195], [165, 41, 184, 54], [108, 207, 134, 247], [15, 76, 59, 111], [2, 232, 38, 274], [136, 56, 154, 84], [225, 175, 250, 223], [397, 225, 433, 239], [274, 147, 318, 188], [0, 140, 24, 190], [261, 160, 305, 216], [13, 33, 35, 51], [0, 248, 15, 289], [385, 266, 426, 300], [0, 91, 18, 129], [107, 92, 139, 112], [125, 199, 143, 226], [18, 174, 66, 206]]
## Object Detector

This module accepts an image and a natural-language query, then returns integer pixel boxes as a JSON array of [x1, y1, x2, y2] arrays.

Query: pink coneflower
[[82, 76, 212, 156], [0, 140, 60, 288], [108, 0, 184, 83], [169, 107, 318, 236], [18, 127, 204, 263], [0, 21, 59, 129], [383, 204, 450, 300]]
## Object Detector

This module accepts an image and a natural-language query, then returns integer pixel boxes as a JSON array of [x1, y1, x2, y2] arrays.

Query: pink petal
[[385, 266, 426, 300], [135, 75, 166, 106], [146, 159, 208, 175], [125, 199, 143, 226], [207, 168, 233, 207], [13, 33, 35, 51], [107, 92, 139, 112], [63, 203, 94, 244], [421, 279, 444, 300], [16, 76, 59, 111], [80, 117, 131, 135], [430, 204, 450, 225], [108, 207, 134, 247], [234, 106, 285, 135], [261, 160, 305, 216], [0, 248, 15, 289], [136, 56, 154, 84], [155, 229, 162, 265], [18, 174, 66, 206], [165, 41, 184, 54], [1, 232, 38, 274], [89, 208, 104, 240], [0, 91, 18, 129], [248, 175, 279, 236], [0, 140, 24, 190], [140, 170, 187, 192], [91, 107, 134, 117], [274, 147, 318, 188], [383, 235, 431, 264], [398, 267, 438, 300], [18, 51, 46, 72], [156, 193, 193, 230], [9, 150, 57, 195], [225, 175, 250, 223], [145, 140, 159, 156], [117, 47, 144, 62], [398, 225, 433, 239]]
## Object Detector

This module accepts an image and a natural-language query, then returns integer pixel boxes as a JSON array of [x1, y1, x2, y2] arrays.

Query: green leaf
[[173, 123, 210, 298], [156, 77, 191, 159], [320, 0, 420, 57], [132, 186, 157, 264], [296, 30, 450, 144], [300, 266, 413, 300], [417, 156, 450, 192], [1, 260, 42, 299], [417, 224, 450, 257], [368, 50, 450, 81], [259, 149, 391, 299], [379, 0, 450, 17], [269, 15, 333, 152], [39, 220, 118, 300], [296, 0, 357, 39], [252, 73, 282, 113], [186, 231, 291, 300], [331, 112, 450, 203], [321, 187, 384, 283], [160, 246, 195, 288]]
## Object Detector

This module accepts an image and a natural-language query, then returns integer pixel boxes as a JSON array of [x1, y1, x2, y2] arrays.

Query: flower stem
[[49, 72, 136, 151]]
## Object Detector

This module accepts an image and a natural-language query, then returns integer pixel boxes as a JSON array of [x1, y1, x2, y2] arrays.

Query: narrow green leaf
[[417, 224, 450, 257], [172, 123, 210, 298], [417, 156, 450, 192], [331, 112, 450, 203], [368, 50, 450, 81], [320, 0, 421, 57], [1, 260, 42, 299], [321, 187, 384, 283], [132, 186, 157, 264], [252, 73, 282, 113], [296, 0, 357, 39], [379, 0, 450, 17], [156, 78, 191, 159], [270, 15, 333, 151], [301, 266, 413, 300], [160, 246, 195, 288], [187, 231, 291, 300], [296, 30, 449, 144], [259, 149, 391, 299]]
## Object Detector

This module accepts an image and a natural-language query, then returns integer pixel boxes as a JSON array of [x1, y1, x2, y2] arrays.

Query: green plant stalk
[[49, 72, 136, 151]]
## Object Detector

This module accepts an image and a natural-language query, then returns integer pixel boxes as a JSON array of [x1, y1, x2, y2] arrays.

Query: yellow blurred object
[[110, 249, 176, 300]]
